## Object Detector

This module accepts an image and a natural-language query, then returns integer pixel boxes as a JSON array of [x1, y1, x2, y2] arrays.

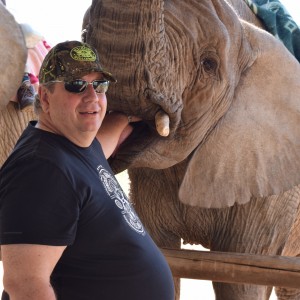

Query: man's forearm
[[1, 244, 65, 300], [4, 281, 57, 300]]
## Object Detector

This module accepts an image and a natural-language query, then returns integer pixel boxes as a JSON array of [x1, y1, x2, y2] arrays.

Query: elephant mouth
[[107, 85, 184, 173], [108, 110, 173, 173]]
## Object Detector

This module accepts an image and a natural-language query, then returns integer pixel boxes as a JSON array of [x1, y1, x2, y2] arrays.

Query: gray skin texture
[[85, 0, 300, 299], [0, 3, 33, 166]]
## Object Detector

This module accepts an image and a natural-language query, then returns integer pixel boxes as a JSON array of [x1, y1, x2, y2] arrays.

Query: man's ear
[[38, 86, 50, 112]]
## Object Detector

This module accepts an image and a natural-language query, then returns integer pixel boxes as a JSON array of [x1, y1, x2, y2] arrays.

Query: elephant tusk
[[155, 110, 170, 137]]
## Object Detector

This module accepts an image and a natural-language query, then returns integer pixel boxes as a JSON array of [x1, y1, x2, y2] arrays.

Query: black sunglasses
[[50, 79, 109, 94]]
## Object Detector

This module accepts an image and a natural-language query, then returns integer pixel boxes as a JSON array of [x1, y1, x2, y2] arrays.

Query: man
[[0, 40, 174, 300]]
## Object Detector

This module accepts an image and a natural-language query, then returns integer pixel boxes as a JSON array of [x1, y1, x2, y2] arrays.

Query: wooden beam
[[161, 248, 300, 288]]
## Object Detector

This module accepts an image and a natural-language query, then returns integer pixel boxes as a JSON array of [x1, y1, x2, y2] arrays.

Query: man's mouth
[[79, 111, 98, 115]]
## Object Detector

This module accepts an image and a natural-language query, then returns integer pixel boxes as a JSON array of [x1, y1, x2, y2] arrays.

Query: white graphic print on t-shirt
[[97, 165, 145, 235]]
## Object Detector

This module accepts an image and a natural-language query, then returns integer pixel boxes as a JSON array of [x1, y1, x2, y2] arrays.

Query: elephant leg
[[275, 187, 300, 300], [276, 288, 300, 300], [213, 282, 272, 300], [210, 191, 300, 300]]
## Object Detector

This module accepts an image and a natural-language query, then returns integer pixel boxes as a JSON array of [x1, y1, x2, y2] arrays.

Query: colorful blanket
[[244, 0, 300, 62]]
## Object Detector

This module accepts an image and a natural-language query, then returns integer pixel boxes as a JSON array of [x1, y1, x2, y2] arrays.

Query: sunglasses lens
[[63, 80, 109, 94], [93, 80, 109, 94], [64, 80, 87, 93]]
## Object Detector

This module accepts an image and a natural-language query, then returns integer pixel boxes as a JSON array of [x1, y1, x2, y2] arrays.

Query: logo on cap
[[70, 45, 97, 62]]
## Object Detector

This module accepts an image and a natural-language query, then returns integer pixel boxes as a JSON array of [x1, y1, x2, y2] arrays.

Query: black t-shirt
[[0, 122, 174, 300]]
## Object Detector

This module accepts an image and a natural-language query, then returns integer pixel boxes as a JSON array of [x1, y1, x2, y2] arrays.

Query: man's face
[[39, 72, 107, 147]]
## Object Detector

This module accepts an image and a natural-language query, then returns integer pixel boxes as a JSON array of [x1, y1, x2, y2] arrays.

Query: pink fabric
[[10, 40, 51, 103], [28, 73, 38, 84], [27, 40, 51, 84]]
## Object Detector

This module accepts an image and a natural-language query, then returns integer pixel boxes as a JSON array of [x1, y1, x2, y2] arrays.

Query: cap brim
[[56, 68, 117, 83], [101, 71, 117, 83]]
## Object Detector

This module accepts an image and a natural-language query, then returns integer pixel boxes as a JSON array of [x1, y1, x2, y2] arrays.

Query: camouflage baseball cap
[[38, 40, 116, 84]]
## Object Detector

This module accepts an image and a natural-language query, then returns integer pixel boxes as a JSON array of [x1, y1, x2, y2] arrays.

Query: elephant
[[0, 3, 35, 166], [84, 0, 300, 299]]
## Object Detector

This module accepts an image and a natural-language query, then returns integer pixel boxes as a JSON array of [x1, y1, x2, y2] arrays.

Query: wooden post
[[161, 248, 300, 288]]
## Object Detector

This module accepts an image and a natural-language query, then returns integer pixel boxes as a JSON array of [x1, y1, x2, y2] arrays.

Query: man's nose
[[82, 85, 98, 102]]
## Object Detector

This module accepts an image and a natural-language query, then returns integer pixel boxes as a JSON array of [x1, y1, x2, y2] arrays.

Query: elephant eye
[[201, 57, 218, 75], [200, 52, 219, 77]]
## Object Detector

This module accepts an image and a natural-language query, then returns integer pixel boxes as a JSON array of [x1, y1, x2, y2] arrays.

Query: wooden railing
[[162, 248, 300, 288]]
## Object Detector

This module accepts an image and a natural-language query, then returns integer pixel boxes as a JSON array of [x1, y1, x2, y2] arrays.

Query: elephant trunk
[[86, 0, 168, 111], [86, 0, 186, 171]]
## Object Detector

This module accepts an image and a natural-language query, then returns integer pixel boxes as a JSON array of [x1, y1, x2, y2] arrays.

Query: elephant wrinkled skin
[[0, 103, 35, 166], [0, 4, 35, 165], [85, 0, 300, 299], [0, 3, 27, 110]]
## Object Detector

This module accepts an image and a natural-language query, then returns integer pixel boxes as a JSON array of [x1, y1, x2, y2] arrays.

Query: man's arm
[[1, 244, 66, 300], [97, 112, 140, 158]]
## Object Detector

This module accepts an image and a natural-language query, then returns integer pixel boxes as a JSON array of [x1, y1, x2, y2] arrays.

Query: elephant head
[[86, 0, 300, 208]]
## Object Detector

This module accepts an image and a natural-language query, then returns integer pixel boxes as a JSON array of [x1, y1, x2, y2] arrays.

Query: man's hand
[[97, 112, 141, 159]]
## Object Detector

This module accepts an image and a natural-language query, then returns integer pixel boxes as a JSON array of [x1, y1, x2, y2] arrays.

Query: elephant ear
[[179, 27, 300, 208]]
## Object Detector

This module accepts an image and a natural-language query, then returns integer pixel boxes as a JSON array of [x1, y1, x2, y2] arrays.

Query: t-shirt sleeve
[[0, 158, 79, 246]]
